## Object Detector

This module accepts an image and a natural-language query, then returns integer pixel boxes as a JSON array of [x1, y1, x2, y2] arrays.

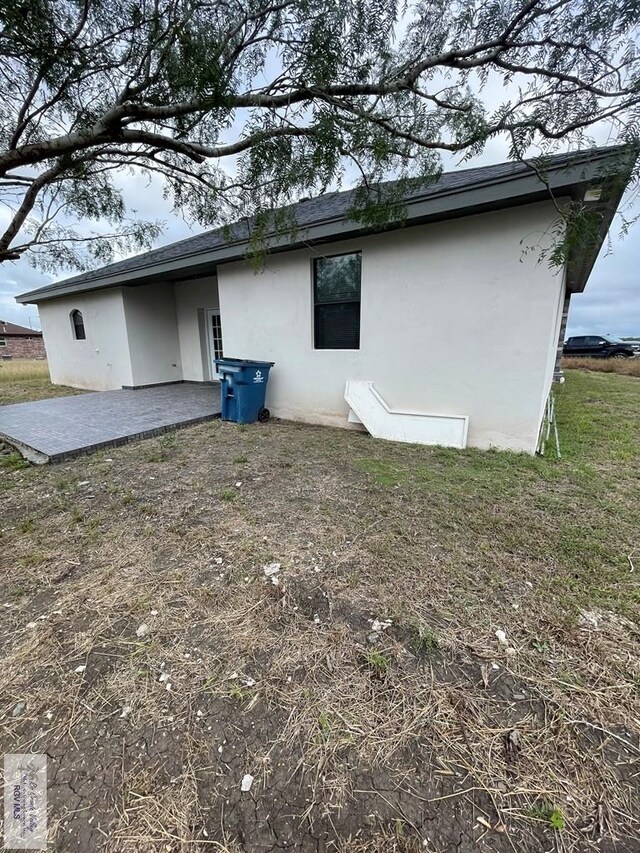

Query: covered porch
[[38, 272, 225, 392], [122, 273, 225, 388]]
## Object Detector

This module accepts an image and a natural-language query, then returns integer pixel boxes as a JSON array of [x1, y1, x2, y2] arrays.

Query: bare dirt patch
[[1, 372, 639, 851]]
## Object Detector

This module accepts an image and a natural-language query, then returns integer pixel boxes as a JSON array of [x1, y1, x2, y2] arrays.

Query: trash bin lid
[[215, 357, 275, 368]]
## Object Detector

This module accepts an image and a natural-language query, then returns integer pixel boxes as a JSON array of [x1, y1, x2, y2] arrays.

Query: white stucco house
[[16, 146, 634, 453]]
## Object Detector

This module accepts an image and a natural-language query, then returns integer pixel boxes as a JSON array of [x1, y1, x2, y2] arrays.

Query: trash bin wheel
[[258, 407, 270, 423]]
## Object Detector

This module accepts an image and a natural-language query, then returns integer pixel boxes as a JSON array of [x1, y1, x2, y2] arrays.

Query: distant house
[[0, 321, 46, 360], [15, 146, 634, 453]]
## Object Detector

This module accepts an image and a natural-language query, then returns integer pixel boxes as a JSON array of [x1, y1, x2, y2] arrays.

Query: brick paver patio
[[0, 383, 221, 463]]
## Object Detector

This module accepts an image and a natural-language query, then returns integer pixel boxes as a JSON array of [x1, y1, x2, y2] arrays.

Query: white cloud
[[567, 202, 640, 337]]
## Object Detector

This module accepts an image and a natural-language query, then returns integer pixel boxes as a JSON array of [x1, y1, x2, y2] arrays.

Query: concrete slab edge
[[1, 412, 220, 465], [0, 433, 50, 464]]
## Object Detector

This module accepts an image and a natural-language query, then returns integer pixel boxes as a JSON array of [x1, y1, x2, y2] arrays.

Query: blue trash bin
[[215, 358, 275, 424]]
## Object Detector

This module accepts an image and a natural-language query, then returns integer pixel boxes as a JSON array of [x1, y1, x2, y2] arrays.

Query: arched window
[[70, 310, 86, 340]]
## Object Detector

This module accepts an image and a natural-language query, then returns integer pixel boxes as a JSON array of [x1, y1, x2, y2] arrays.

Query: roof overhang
[[16, 146, 637, 304]]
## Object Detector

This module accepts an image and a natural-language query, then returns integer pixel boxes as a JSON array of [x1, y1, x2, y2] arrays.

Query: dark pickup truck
[[563, 336, 636, 358]]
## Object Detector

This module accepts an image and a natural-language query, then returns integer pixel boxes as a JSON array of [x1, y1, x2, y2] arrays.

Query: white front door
[[206, 308, 224, 379]]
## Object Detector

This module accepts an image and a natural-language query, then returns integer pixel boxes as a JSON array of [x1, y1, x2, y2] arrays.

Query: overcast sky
[[1, 142, 638, 338]]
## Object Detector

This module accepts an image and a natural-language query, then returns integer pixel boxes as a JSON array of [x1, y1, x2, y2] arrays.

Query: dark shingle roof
[[16, 145, 635, 303], [0, 321, 42, 336]]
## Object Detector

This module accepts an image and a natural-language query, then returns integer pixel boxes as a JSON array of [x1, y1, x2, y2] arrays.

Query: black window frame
[[70, 309, 86, 340], [313, 250, 362, 350]]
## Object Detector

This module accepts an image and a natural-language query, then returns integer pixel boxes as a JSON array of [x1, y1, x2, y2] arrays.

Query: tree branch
[[0, 162, 64, 258], [0, 0, 638, 270]]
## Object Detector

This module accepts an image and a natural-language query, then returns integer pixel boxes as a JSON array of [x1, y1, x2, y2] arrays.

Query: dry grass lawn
[[562, 355, 640, 378], [0, 369, 638, 852], [0, 358, 83, 405]]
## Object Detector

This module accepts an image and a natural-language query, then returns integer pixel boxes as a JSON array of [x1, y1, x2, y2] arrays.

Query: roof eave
[[16, 146, 633, 304], [565, 175, 633, 294]]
